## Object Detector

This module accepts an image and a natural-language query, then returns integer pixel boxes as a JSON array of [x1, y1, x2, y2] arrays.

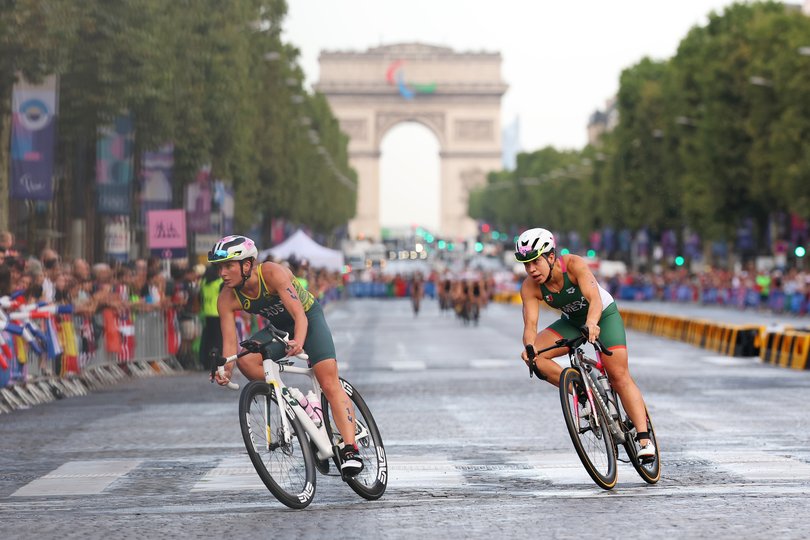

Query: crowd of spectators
[[0, 232, 346, 370], [5, 226, 809, 367], [604, 266, 810, 315]]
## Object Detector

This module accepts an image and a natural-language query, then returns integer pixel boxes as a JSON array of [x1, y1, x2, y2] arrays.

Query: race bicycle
[[213, 323, 387, 509], [527, 331, 661, 489]]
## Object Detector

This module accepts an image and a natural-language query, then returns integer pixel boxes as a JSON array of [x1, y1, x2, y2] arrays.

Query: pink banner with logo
[[147, 209, 187, 258]]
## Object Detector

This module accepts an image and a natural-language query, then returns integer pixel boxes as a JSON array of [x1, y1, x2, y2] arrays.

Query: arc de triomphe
[[315, 43, 507, 241]]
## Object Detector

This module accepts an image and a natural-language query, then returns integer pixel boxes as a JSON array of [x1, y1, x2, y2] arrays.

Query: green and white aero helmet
[[207, 235, 258, 263], [514, 228, 555, 263]]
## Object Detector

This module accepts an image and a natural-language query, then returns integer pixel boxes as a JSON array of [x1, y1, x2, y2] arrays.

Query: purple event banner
[[10, 75, 58, 200], [96, 115, 134, 215]]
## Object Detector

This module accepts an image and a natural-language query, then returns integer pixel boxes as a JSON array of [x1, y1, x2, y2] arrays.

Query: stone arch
[[316, 43, 507, 240]]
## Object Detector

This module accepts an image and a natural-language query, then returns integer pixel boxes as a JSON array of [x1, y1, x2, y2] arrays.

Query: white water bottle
[[289, 387, 308, 408], [305, 390, 323, 427]]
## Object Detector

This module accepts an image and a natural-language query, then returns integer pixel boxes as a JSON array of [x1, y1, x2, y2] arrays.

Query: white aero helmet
[[207, 235, 258, 263], [514, 228, 555, 263]]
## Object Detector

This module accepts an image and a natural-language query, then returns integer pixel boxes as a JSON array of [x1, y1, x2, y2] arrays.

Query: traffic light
[[796, 246, 807, 258], [474, 242, 484, 253], [586, 249, 596, 258], [437, 240, 446, 250], [560, 248, 570, 256], [674, 256, 685, 267]]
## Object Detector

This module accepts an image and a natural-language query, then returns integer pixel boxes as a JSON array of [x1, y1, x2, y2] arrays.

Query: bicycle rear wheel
[[238, 381, 316, 509], [322, 378, 387, 500], [621, 404, 661, 484], [559, 367, 618, 490]]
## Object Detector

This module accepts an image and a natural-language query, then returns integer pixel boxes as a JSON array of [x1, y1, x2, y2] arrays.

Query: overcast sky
[[283, 0, 752, 230]]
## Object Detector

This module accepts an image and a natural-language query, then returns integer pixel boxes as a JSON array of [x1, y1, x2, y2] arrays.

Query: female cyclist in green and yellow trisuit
[[208, 235, 363, 476]]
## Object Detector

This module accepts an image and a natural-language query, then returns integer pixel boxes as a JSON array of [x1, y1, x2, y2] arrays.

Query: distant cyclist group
[[436, 273, 490, 324]]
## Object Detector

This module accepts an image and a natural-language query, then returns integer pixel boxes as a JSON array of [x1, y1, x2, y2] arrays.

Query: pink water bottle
[[305, 390, 323, 427]]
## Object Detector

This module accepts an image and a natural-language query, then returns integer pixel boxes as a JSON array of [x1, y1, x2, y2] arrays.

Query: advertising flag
[[186, 166, 212, 233], [97, 115, 134, 214], [10, 75, 58, 200], [141, 143, 174, 221]]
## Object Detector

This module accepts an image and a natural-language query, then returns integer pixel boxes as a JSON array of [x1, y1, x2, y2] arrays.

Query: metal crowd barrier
[[0, 309, 181, 415]]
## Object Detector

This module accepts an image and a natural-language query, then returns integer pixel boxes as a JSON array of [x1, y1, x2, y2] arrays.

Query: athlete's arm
[[566, 254, 603, 342], [214, 290, 240, 383], [264, 263, 308, 356], [519, 278, 541, 349]]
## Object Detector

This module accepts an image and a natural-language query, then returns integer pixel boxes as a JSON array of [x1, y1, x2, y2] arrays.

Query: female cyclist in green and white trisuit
[[208, 235, 363, 476], [515, 228, 655, 460]]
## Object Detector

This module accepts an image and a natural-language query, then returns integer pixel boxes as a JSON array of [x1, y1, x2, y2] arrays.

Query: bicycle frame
[[567, 346, 625, 444], [261, 357, 335, 460]]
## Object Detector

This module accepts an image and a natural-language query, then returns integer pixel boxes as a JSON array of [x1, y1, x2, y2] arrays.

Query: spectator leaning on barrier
[[40, 248, 60, 303]]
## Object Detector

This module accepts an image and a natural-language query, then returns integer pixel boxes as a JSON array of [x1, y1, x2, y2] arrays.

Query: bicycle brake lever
[[597, 339, 613, 356], [525, 345, 535, 378]]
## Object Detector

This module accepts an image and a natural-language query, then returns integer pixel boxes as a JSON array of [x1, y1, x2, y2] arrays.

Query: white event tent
[[258, 229, 344, 272]]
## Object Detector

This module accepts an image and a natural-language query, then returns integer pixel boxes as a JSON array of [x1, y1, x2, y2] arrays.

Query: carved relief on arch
[[454, 119, 494, 142], [339, 118, 368, 141], [458, 167, 486, 203], [375, 111, 446, 146]]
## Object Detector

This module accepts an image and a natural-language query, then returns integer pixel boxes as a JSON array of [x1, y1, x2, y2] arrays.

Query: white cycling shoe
[[637, 441, 656, 461]]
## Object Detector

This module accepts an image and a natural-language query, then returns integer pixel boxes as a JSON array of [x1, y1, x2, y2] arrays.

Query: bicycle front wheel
[[559, 367, 618, 490], [238, 381, 316, 509], [323, 378, 387, 500]]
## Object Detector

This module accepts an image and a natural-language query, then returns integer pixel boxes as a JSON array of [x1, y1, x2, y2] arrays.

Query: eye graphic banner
[[10, 75, 59, 200]]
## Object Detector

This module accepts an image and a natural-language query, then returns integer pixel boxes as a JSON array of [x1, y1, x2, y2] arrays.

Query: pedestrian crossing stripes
[[7, 449, 810, 498], [11, 460, 142, 497]]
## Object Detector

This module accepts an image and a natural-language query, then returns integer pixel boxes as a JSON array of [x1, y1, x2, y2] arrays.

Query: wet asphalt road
[[2, 298, 810, 539]]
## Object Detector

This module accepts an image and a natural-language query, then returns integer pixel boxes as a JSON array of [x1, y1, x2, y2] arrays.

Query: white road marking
[[11, 460, 142, 497], [192, 454, 265, 492], [389, 361, 427, 371], [469, 359, 514, 369], [689, 449, 810, 481], [505, 451, 595, 484], [12, 448, 810, 498]]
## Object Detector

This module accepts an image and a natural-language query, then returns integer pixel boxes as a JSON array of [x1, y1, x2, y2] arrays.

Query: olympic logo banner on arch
[[385, 60, 437, 100]]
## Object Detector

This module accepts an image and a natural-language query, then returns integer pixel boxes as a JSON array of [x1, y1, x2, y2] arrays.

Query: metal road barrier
[[0, 308, 181, 415]]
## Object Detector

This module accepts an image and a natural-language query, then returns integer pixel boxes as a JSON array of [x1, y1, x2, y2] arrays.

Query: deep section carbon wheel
[[322, 378, 387, 500], [559, 367, 618, 490], [239, 381, 316, 508]]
